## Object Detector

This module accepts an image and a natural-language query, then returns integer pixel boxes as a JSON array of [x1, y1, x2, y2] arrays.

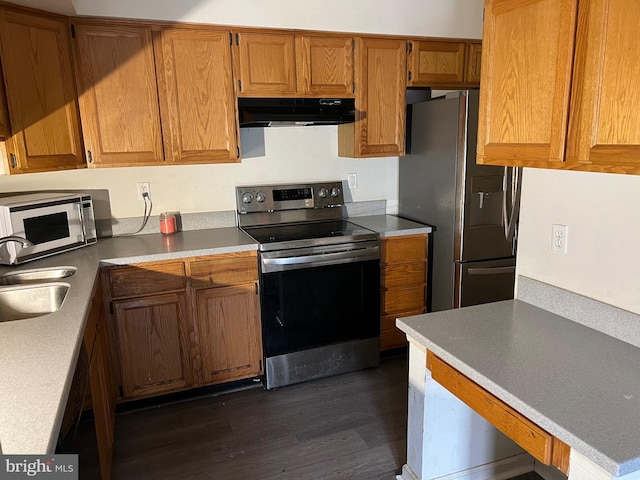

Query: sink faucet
[[0, 236, 33, 248]]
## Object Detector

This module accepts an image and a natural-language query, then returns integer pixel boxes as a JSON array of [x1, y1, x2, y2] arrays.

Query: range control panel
[[236, 182, 344, 214]]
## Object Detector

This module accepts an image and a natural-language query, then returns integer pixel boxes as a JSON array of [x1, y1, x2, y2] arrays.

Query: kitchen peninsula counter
[[0, 227, 257, 456], [397, 286, 640, 479]]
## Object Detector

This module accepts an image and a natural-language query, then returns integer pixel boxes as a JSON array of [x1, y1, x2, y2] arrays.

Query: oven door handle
[[261, 245, 380, 272]]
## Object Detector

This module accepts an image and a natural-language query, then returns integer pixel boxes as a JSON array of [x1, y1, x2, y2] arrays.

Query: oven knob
[[318, 188, 328, 198], [256, 191, 267, 203], [331, 187, 341, 197], [242, 192, 254, 204]]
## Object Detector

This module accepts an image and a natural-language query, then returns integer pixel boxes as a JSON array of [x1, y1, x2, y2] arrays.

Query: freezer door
[[454, 258, 515, 308]]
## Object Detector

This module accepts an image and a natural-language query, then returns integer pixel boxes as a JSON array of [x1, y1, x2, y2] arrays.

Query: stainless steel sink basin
[[0, 266, 76, 286], [0, 283, 70, 322]]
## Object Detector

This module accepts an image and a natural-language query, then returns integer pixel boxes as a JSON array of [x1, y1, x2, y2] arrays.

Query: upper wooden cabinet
[[74, 23, 164, 167], [338, 37, 406, 157], [296, 35, 354, 96], [234, 31, 355, 97], [154, 28, 239, 163], [234, 31, 297, 96], [407, 39, 481, 88], [478, 0, 640, 175], [0, 8, 84, 174]]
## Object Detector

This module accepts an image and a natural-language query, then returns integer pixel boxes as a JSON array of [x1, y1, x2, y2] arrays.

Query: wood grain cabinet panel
[[155, 27, 239, 163], [338, 37, 406, 158], [297, 35, 354, 96], [565, 0, 640, 173], [194, 284, 262, 385], [234, 31, 297, 96], [0, 7, 84, 174], [74, 23, 164, 166], [407, 40, 465, 87], [477, 0, 577, 169], [379, 234, 428, 350], [189, 251, 258, 289], [109, 261, 186, 299], [113, 293, 192, 399], [465, 42, 482, 84]]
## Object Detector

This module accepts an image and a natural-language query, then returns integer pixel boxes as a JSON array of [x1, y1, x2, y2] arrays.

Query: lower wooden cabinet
[[194, 284, 262, 385], [380, 234, 428, 350], [105, 251, 263, 402], [113, 293, 192, 399]]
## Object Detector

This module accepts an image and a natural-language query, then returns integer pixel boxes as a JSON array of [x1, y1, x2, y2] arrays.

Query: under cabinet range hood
[[238, 97, 356, 127]]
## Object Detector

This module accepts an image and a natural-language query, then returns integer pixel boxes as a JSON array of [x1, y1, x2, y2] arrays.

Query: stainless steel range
[[236, 181, 381, 389]]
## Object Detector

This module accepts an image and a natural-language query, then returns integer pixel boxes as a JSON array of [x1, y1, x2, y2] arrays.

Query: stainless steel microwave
[[0, 193, 97, 265]]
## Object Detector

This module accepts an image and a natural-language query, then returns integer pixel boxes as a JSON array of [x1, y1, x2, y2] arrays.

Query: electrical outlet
[[136, 182, 151, 200], [347, 173, 358, 189], [552, 224, 568, 254]]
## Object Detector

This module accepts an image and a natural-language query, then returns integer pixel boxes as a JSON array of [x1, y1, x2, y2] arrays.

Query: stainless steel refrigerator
[[399, 90, 521, 312]]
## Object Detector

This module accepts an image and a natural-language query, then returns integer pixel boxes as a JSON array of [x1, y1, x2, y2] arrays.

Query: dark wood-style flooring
[[76, 354, 409, 479]]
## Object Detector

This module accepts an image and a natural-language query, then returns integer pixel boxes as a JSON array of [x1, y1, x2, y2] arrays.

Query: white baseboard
[[397, 454, 534, 480]]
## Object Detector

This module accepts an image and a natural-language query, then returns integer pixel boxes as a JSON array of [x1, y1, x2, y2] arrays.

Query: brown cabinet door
[[155, 28, 239, 163], [234, 31, 297, 96], [297, 35, 354, 96], [0, 8, 84, 173], [407, 40, 465, 87], [339, 37, 406, 157], [194, 284, 262, 385], [465, 42, 482, 85], [75, 23, 164, 166], [566, 0, 640, 174], [113, 293, 192, 399], [476, 0, 578, 168]]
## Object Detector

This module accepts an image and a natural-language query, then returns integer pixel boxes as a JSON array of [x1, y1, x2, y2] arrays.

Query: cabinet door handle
[[9, 153, 17, 169]]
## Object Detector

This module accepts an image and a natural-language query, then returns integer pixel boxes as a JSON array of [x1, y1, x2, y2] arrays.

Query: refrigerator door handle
[[503, 166, 523, 248], [467, 266, 516, 276]]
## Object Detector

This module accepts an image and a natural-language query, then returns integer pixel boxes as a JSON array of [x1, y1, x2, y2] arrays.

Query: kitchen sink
[[0, 266, 76, 286], [0, 283, 70, 322]]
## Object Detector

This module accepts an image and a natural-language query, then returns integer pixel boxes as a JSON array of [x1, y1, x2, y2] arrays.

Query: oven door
[[259, 241, 380, 358]]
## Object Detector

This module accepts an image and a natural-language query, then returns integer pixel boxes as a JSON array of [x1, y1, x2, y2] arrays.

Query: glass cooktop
[[242, 220, 379, 251]]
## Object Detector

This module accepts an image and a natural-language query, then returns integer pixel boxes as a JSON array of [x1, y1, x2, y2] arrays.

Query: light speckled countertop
[[0, 217, 419, 455], [397, 300, 640, 476], [348, 214, 432, 237]]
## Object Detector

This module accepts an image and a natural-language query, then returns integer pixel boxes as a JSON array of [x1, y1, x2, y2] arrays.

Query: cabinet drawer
[[382, 286, 425, 315], [381, 235, 427, 265], [382, 263, 426, 289], [189, 251, 258, 288], [381, 310, 424, 351], [109, 261, 186, 299], [427, 351, 570, 473]]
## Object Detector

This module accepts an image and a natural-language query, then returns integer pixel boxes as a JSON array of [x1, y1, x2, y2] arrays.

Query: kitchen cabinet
[[189, 252, 263, 385], [338, 37, 406, 158], [0, 7, 84, 174], [478, 0, 640, 175], [74, 23, 164, 167], [234, 31, 354, 97], [107, 260, 191, 400], [407, 39, 481, 88], [380, 234, 427, 351], [296, 35, 354, 96], [155, 27, 239, 163], [83, 278, 115, 480], [0, 66, 10, 140]]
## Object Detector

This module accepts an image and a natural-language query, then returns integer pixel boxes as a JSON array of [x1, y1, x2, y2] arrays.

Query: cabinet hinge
[[87, 150, 93, 164], [237, 145, 240, 159], [9, 153, 17, 169], [235, 33, 239, 45], [238, 80, 242, 92], [408, 71, 413, 82], [254, 282, 258, 295], [70, 24, 76, 38], [259, 359, 263, 371], [407, 42, 413, 54], [229, 32, 232, 45]]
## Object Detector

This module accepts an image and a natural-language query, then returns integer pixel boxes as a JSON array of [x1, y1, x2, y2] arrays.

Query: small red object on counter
[[159, 212, 177, 235]]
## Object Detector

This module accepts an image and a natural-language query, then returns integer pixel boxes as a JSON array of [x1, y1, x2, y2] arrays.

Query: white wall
[[516, 168, 640, 315], [0, 0, 484, 219]]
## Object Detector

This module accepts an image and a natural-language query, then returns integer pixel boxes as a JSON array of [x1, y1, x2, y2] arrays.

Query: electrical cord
[[113, 192, 153, 237]]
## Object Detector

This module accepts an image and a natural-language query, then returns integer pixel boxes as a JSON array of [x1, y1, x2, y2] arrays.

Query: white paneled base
[[398, 453, 533, 480], [535, 461, 569, 480]]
